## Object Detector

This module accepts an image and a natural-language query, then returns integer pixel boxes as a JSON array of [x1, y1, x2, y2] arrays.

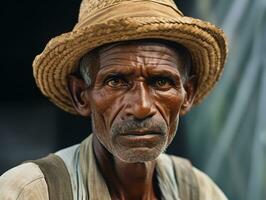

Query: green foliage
[[185, 0, 266, 199]]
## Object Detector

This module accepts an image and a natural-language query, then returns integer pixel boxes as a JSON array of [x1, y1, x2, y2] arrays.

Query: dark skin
[[68, 42, 196, 200]]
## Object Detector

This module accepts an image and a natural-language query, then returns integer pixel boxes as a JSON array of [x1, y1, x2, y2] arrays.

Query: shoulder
[[192, 167, 228, 200], [168, 155, 228, 200], [0, 162, 48, 200]]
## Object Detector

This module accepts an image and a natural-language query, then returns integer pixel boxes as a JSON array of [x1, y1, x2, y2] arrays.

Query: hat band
[[74, 0, 183, 30]]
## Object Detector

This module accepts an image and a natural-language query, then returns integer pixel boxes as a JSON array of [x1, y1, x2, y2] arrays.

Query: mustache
[[111, 118, 167, 136]]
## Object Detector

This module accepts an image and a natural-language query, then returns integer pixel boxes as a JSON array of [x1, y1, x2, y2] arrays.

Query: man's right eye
[[105, 76, 128, 88]]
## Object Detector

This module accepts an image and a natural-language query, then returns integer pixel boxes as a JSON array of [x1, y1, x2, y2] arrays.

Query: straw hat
[[33, 0, 228, 114]]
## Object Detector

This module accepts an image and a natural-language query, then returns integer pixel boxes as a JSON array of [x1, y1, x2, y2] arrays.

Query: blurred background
[[0, 0, 265, 199]]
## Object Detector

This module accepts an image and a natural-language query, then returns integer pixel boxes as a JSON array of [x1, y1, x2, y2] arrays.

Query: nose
[[124, 82, 156, 120]]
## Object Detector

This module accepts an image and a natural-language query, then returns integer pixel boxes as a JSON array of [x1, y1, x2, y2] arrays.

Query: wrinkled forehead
[[101, 40, 182, 55], [101, 40, 179, 53], [97, 40, 187, 68]]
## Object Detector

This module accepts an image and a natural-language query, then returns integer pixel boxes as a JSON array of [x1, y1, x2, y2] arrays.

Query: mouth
[[116, 130, 163, 148], [124, 130, 161, 135]]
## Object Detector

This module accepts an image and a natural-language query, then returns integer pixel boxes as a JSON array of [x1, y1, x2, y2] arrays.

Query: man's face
[[83, 42, 191, 163]]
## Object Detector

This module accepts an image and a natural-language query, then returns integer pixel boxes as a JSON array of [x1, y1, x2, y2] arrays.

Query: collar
[[79, 134, 180, 200]]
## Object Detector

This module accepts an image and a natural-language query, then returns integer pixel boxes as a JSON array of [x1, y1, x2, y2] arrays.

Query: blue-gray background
[[0, 1, 265, 200]]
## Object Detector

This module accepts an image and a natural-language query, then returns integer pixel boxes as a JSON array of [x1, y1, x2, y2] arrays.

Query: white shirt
[[0, 135, 228, 200]]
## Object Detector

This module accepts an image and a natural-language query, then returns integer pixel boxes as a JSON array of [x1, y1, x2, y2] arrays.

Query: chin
[[115, 146, 167, 163]]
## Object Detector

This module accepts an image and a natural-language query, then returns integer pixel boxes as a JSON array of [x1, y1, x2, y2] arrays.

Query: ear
[[180, 76, 197, 116], [67, 75, 91, 117]]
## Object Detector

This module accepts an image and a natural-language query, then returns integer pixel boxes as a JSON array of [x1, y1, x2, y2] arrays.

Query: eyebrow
[[97, 65, 182, 80], [146, 67, 182, 80]]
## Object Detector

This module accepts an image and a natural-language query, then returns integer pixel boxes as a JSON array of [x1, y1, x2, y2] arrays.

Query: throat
[[92, 135, 161, 200], [113, 159, 159, 199]]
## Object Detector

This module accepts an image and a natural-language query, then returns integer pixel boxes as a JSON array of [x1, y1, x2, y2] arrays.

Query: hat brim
[[33, 16, 227, 114]]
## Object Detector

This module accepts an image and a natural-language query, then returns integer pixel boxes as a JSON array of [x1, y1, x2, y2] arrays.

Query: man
[[0, 0, 228, 199]]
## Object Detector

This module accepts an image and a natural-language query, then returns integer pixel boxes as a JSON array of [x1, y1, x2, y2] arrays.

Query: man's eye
[[106, 77, 127, 88], [152, 77, 174, 90]]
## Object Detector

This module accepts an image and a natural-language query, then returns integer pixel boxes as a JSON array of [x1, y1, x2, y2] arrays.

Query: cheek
[[90, 88, 125, 152], [90, 88, 126, 127], [167, 117, 179, 144], [155, 89, 185, 124], [156, 90, 184, 145]]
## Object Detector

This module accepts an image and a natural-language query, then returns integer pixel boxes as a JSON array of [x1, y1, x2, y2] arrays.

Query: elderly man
[[0, 0, 228, 199]]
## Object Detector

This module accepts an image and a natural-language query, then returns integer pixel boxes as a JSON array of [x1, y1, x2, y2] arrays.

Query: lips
[[116, 130, 163, 148]]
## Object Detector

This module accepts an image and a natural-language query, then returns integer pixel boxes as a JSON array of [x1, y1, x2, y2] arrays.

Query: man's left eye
[[152, 77, 174, 90]]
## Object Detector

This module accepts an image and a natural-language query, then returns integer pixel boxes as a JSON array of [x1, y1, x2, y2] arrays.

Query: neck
[[92, 135, 159, 200]]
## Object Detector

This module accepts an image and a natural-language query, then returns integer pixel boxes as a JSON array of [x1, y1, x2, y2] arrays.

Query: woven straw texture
[[33, 0, 228, 114]]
